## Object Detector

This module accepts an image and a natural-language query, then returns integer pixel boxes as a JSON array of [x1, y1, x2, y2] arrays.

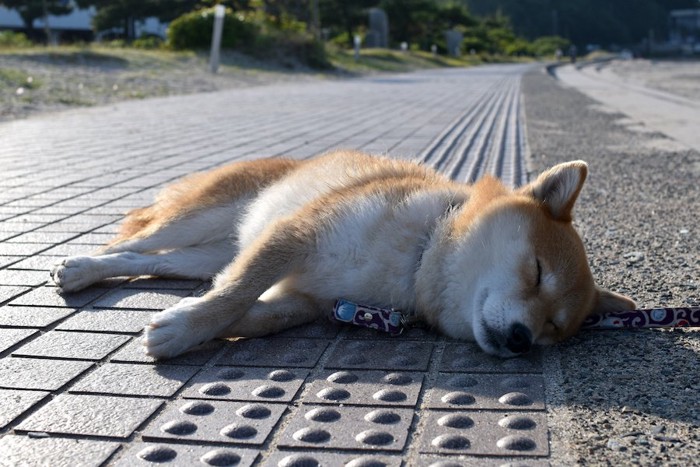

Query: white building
[[0, 3, 167, 42]]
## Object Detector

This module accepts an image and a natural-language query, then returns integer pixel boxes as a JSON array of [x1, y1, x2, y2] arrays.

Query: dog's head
[[441, 161, 635, 357]]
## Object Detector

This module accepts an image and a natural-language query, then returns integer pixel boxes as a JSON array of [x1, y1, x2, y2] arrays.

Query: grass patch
[[327, 47, 483, 74], [1, 44, 527, 78], [0, 68, 41, 89], [0, 45, 194, 71]]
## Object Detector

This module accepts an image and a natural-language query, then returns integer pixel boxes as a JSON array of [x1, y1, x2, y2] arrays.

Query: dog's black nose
[[506, 323, 532, 354]]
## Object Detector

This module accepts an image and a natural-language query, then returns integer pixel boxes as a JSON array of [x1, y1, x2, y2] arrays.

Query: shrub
[[167, 7, 258, 50], [531, 36, 571, 56], [132, 36, 164, 50], [0, 31, 32, 48], [505, 38, 533, 56], [168, 7, 330, 69]]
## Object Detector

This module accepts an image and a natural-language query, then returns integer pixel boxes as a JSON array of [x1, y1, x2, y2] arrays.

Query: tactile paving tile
[[69, 362, 199, 397], [0, 357, 92, 390], [417, 456, 551, 466], [92, 288, 190, 310], [15, 394, 162, 438], [56, 308, 158, 333], [425, 373, 545, 411], [343, 323, 438, 341], [0, 285, 32, 302], [278, 405, 414, 451], [0, 269, 51, 286], [114, 443, 259, 467], [9, 286, 109, 308], [0, 306, 75, 328], [124, 278, 203, 290], [0, 389, 49, 429], [110, 338, 224, 366], [0, 328, 37, 353], [324, 340, 434, 371], [275, 318, 341, 339], [12, 331, 130, 360], [302, 370, 423, 407], [182, 366, 307, 403], [440, 342, 542, 373], [263, 451, 401, 467], [215, 338, 329, 368], [142, 399, 286, 445], [417, 410, 548, 456], [0, 435, 119, 467]]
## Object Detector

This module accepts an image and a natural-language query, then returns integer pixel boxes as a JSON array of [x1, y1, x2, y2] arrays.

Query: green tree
[[461, 0, 699, 48], [0, 0, 72, 37], [74, 0, 199, 39], [319, 0, 377, 47], [378, 0, 477, 50]]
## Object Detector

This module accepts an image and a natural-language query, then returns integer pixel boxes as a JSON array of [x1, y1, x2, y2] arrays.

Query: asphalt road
[[524, 64, 699, 466]]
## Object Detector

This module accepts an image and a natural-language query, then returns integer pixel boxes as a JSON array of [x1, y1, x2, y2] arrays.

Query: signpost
[[209, 5, 226, 74]]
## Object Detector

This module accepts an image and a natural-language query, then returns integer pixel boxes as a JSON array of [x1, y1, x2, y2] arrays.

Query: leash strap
[[332, 300, 699, 334], [581, 307, 700, 329], [332, 299, 407, 336]]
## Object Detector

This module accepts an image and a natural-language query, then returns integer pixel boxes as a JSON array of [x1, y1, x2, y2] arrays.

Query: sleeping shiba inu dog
[[51, 150, 635, 359]]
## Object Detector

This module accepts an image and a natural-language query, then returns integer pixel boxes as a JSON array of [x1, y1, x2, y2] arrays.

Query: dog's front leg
[[217, 282, 326, 338], [143, 218, 317, 359]]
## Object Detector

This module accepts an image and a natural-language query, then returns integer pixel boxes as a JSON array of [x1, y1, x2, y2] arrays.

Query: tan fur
[[108, 157, 300, 248], [51, 150, 636, 359]]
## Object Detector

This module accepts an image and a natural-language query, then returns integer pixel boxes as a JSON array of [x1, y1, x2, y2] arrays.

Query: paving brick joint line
[[0, 64, 552, 466]]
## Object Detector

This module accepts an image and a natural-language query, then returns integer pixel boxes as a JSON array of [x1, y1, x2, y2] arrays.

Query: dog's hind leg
[[101, 203, 247, 255], [51, 242, 234, 292], [143, 216, 318, 359]]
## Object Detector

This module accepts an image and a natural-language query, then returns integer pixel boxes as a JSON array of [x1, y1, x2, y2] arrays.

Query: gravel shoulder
[[523, 68, 699, 465], [0, 48, 330, 122]]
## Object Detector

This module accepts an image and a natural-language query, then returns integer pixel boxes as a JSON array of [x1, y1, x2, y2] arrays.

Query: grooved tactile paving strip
[[0, 64, 551, 465]]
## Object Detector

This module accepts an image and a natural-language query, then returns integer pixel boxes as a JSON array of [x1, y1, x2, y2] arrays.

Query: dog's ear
[[590, 287, 636, 315], [519, 161, 588, 221]]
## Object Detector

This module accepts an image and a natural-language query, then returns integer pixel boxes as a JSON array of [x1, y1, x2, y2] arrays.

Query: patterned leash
[[333, 299, 700, 335], [581, 307, 700, 329]]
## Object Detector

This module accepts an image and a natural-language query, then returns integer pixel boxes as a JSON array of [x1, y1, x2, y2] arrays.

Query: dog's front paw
[[50, 256, 101, 292], [143, 298, 210, 359]]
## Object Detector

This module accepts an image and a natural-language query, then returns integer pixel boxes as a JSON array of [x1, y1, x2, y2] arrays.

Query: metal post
[[209, 5, 226, 74], [310, 0, 321, 41], [354, 34, 361, 61], [41, 0, 52, 46]]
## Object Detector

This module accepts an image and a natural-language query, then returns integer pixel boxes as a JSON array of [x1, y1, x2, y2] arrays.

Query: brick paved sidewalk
[[0, 64, 554, 466]]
